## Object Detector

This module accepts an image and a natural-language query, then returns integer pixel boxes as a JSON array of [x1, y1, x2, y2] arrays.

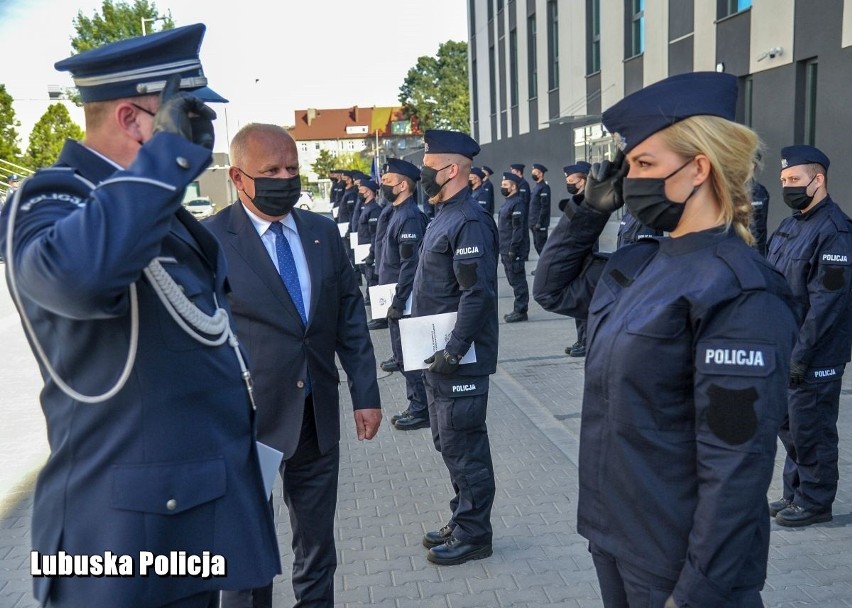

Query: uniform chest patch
[[821, 253, 849, 263]]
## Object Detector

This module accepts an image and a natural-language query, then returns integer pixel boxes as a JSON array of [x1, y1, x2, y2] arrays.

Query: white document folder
[[398, 312, 477, 371]]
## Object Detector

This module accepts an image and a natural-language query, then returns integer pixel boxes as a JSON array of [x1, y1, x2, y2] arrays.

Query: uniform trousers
[[220, 396, 339, 608], [590, 544, 763, 608], [531, 227, 548, 255], [388, 317, 427, 417], [779, 377, 843, 511], [575, 318, 588, 345], [424, 372, 495, 545], [501, 255, 529, 313]]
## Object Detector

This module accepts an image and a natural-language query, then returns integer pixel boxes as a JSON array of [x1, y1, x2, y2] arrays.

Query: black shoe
[[569, 342, 586, 357], [565, 341, 580, 355], [380, 357, 399, 372], [367, 319, 388, 330], [427, 536, 493, 565], [390, 409, 411, 425], [769, 497, 792, 517], [422, 525, 453, 549], [394, 413, 430, 430], [775, 504, 833, 527], [504, 311, 528, 323]]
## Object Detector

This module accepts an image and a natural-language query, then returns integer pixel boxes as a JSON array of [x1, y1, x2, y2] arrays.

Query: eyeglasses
[[131, 103, 156, 117]]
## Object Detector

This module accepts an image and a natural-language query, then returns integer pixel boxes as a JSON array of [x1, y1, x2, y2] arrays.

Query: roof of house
[[288, 106, 409, 141]]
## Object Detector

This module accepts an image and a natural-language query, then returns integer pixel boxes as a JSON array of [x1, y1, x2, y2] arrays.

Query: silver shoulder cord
[[4, 186, 256, 408]]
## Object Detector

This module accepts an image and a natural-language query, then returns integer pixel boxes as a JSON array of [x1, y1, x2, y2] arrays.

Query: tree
[[398, 40, 470, 133], [310, 150, 337, 179], [335, 152, 371, 176], [0, 85, 22, 162], [71, 0, 174, 53], [25, 104, 85, 169]]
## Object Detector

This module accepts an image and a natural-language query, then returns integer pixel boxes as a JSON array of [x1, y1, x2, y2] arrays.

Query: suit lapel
[[291, 210, 323, 328], [227, 203, 305, 328]]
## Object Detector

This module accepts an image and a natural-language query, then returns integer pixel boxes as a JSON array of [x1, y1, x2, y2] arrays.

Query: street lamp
[[141, 16, 166, 35]]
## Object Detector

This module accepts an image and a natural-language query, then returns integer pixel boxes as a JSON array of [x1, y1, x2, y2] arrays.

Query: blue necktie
[[269, 222, 311, 395]]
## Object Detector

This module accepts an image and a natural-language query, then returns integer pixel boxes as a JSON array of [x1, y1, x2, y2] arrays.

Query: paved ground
[[2, 217, 852, 607]]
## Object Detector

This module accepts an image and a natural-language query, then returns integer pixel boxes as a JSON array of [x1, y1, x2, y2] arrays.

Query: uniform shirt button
[[166, 499, 177, 511], [296, 380, 305, 389], [176, 157, 190, 169]]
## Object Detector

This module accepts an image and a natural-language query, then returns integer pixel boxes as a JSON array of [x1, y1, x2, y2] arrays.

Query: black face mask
[[240, 170, 301, 217], [381, 184, 398, 203], [622, 158, 697, 233], [565, 183, 580, 196], [782, 175, 818, 210], [500, 187, 511, 197], [420, 164, 453, 198]]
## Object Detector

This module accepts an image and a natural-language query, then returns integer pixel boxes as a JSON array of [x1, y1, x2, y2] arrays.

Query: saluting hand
[[152, 74, 217, 149], [584, 150, 628, 213], [354, 408, 382, 440]]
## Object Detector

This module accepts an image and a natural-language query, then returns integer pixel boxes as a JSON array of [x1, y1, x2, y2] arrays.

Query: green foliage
[[335, 152, 371, 176], [399, 40, 470, 133], [0, 85, 22, 161], [310, 150, 337, 179], [71, 0, 175, 53], [25, 104, 85, 169]]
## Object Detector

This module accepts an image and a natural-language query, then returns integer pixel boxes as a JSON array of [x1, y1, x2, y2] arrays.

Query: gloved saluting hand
[[153, 75, 217, 149], [584, 150, 628, 214]]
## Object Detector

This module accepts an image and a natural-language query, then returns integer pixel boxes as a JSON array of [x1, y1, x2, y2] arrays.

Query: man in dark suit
[[205, 123, 382, 608], [0, 25, 280, 608]]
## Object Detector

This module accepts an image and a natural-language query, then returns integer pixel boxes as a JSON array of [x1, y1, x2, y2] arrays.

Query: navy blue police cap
[[341, 170, 355, 178], [532, 163, 548, 173], [482, 166, 494, 175], [781, 145, 830, 172], [384, 158, 421, 182], [360, 179, 379, 192], [602, 72, 737, 153], [470, 167, 485, 179], [502, 172, 522, 185], [353, 171, 371, 183], [423, 129, 480, 159], [563, 162, 591, 176], [510, 163, 525, 171], [54, 23, 226, 103], [8, 174, 20, 182]]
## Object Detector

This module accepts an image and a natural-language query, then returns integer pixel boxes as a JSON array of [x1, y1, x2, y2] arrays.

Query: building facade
[[468, 0, 852, 231]]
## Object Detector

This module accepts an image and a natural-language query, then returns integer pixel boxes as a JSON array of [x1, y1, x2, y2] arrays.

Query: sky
[[0, 0, 469, 155]]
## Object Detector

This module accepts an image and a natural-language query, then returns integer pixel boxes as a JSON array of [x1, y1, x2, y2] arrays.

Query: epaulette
[[715, 240, 768, 291]]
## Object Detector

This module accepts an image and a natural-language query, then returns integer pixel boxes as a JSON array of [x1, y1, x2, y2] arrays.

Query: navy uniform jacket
[[472, 185, 494, 215], [750, 182, 770, 256], [411, 187, 499, 377], [480, 179, 494, 209], [616, 209, 664, 249], [371, 201, 393, 264], [767, 197, 852, 375], [498, 193, 526, 256], [378, 196, 427, 310], [356, 198, 381, 245], [534, 203, 797, 606], [204, 204, 380, 459], [337, 186, 358, 226], [330, 179, 344, 218], [529, 180, 551, 228], [518, 178, 531, 258], [349, 195, 364, 235], [0, 136, 280, 607]]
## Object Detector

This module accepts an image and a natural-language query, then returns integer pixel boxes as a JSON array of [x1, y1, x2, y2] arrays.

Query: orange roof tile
[[288, 106, 406, 141]]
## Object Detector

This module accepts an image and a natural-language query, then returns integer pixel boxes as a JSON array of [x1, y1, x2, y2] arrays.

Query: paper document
[[331, 206, 339, 219], [368, 283, 413, 320], [337, 222, 348, 237], [255, 441, 283, 500], [399, 312, 477, 371], [349, 232, 360, 249], [353, 243, 371, 263]]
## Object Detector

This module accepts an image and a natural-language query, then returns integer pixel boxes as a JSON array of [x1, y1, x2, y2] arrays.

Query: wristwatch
[[444, 350, 459, 366]]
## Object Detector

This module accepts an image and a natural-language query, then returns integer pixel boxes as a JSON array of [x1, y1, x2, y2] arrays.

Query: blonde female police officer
[[534, 72, 797, 607]]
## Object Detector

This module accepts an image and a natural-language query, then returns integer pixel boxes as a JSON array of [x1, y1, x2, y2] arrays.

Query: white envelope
[[331, 206, 339, 219], [255, 441, 283, 500], [337, 222, 349, 237], [349, 232, 360, 249], [398, 312, 477, 371], [368, 283, 413, 320], [353, 243, 371, 263]]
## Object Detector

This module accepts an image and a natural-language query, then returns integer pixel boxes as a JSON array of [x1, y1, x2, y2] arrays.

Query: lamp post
[[141, 16, 166, 35]]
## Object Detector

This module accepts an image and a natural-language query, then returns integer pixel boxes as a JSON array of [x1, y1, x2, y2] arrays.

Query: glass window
[[489, 44, 497, 115], [720, 0, 751, 18], [510, 28, 518, 106], [547, 0, 559, 90], [804, 60, 818, 146], [628, 0, 645, 57], [744, 76, 754, 128], [588, 0, 601, 74], [528, 14, 538, 98]]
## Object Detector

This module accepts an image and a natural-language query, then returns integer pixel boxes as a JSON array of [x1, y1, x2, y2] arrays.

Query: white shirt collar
[[241, 203, 298, 237]]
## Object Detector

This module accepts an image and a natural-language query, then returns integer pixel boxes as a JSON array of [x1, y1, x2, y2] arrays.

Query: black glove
[[790, 361, 806, 386], [532, 223, 540, 230], [363, 254, 375, 266], [425, 349, 460, 375], [507, 249, 518, 262], [152, 75, 217, 149], [584, 150, 628, 213], [386, 305, 403, 321]]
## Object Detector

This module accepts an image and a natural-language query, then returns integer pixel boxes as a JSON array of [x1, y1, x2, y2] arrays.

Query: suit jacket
[[204, 203, 380, 459], [0, 136, 280, 607]]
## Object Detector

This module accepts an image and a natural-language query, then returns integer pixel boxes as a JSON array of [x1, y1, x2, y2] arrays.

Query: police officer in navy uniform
[[766, 145, 852, 527], [534, 72, 797, 607], [329, 169, 343, 219], [480, 165, 495, 214], [509, 163, 531, 260], [413, 129, 499, 566], [376, 158, 430, 430], [470, 167, 493, 215], [0, 25, 280, 608], [337, 170, 357, 226], [499, 171, 530, 323], [529, 163, 551, 255], [750, 179, 770, 256], [366, 183, 393, 333], [357, 179, 382, 294]]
